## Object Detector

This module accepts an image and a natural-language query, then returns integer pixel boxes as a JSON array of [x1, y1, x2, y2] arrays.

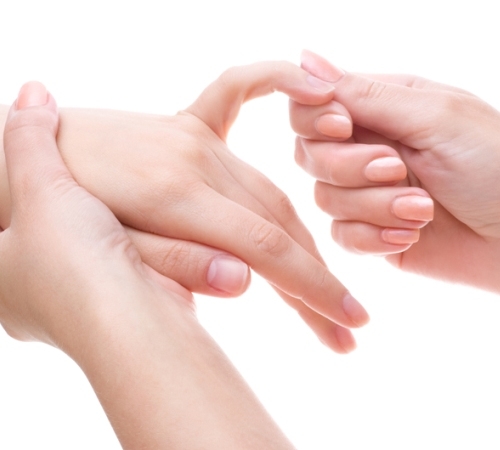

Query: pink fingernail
[[382, 228, 420, 245], [301, 49, 345, 82], [315, 114, 352, 139], [207, 255, 250, 295], [365, 157, 407, 183], [16, 81, 49, 109], [342, 292, 370, 327], [392, 195, 434, 221]]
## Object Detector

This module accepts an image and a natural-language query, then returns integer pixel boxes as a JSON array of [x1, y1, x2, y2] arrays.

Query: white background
[[1, 1, 500, 448]]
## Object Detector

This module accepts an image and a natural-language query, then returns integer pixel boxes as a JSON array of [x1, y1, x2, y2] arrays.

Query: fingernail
[[342, 292, 370, 327], [16, 81, 49, 109], [306, 75, 336, 93], [382, 228, 420, 245], [207, 255, 250, 295], [315, 114, 352, 139], [301, 49, 345, 83], [392, 195, 434, 221], [365, 157, 407, 183]]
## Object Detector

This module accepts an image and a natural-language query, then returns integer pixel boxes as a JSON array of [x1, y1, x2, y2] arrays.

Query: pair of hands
[[292, 50, 500, 294], [0, 63, 369, 356], [3, 50, 498, 359]]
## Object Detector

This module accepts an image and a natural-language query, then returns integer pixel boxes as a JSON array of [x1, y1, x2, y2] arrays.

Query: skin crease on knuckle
[[248, 221, 292, 260]]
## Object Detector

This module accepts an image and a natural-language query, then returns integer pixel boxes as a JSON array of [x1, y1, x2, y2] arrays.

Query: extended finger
[[295, 138, 407, 187], [141, 186, 369, 329], [210, 152, 359, 351], [126, 227, 250, 298], [315, 183, 433, 228], [185, 61, 337, 141]]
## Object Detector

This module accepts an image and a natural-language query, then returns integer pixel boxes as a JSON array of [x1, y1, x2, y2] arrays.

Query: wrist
[[67, 282, 293, 449]]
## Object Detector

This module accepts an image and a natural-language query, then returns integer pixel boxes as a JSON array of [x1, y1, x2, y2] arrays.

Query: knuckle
[[359, 79, 388, 102], [266, 182, 298, 227], [159, 241, 198, 276], [433, 91, 467, 120], [217, 66, 242, 90], [249, 222, 291, 259]]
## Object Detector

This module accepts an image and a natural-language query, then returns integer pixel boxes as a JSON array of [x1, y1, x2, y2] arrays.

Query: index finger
[[185, 61, 337, 141]]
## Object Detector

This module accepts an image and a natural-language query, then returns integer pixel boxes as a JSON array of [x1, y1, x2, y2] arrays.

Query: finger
[[295, 138, 407, 187], [210, 153, 359, 351], [289, 99, 352, 140], [126, 227, 251, 298], [300, 50, 458, 144], [195, 153, 357, 351], [332, 221, 417, 255], [142, 186, 369, 328], [352, 73, 474, 95], [3, 82, 68, 214], [315, 182, 433, 228], [185, 61, 337, 141], [213, 148, 326, 263], [296, 303, 356, 353]]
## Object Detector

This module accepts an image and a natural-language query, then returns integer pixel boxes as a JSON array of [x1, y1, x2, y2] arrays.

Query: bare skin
[[290, 50, 500, 294], [0, 82, 297, 450], [0, 61, 370, 353]]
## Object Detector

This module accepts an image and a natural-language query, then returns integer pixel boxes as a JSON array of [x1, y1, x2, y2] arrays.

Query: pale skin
[[290, 50, 500, 294], [0, 62, 370, 354], [0, 81, 298, 450]]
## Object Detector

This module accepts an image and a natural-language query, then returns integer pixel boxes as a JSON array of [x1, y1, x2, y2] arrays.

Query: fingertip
[[15, 81, 57, 113], [342, 292, 370, 327], [300, 49, 345, 83], [333, 326, 357, 353]]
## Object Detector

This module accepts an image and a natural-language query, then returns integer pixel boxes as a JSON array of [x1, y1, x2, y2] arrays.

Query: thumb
[[300, 50, 438, 144], [185, 60, 337, 141], [3, 82, 70, 213]]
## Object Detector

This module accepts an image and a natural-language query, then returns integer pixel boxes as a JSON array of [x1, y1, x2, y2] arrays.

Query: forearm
[[69, 285, 294, 450]]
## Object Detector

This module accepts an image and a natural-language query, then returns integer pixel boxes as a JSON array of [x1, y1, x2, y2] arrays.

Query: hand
[[0, 83, 295, 449], [290, 50, 500, 293], [0, 81, 192, 347], [1, 62, 370, 352]]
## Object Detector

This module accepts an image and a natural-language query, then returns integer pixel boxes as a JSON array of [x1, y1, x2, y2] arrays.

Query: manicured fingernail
[[306, 75, 336, 93], [334, 327, 357, 353], [382, 228, 420, 245], [16, 81, 49, 109], [365, 157, 407, 183], [392, 195, 434, 221], [342, 292, 370, 327], [315, 114, 352, 139], [301, 49, 345, 82], [207, 255, 250, 295]]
